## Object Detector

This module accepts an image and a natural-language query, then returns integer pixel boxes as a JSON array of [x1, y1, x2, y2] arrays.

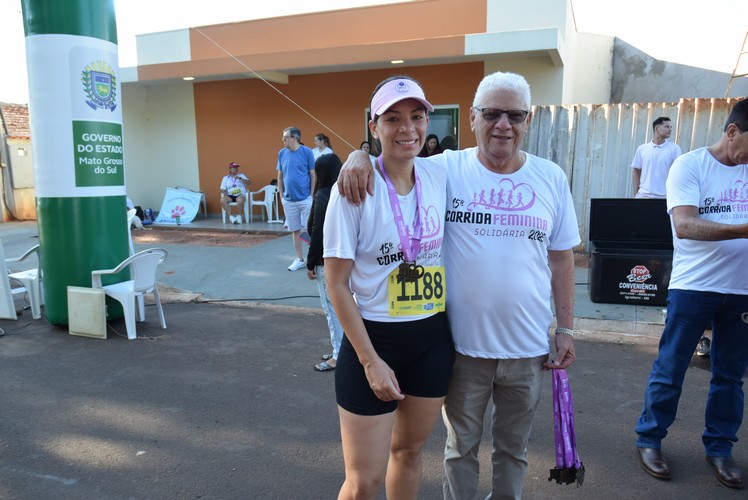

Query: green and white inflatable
[[22, 0, 128, 324]]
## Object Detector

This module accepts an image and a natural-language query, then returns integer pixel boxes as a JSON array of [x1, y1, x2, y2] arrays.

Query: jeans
[[635, 289, 748, 456], [315, 265, 343, 360], [443, 353, 546, 500]]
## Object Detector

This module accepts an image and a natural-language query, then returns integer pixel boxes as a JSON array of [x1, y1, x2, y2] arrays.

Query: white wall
[[482, 0, 614, 106], [121, 83, 199, 211], [486, 0, 568, 37], [563, 33, 613, 105], [484, 56, 564, 105], [136, 29, 191, 66]]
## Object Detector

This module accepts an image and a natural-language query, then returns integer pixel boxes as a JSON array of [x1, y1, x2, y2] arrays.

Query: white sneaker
[[229, 215, 236, 224], [695, 336, 711, 357], [233, 215, 241, 224], [288, 258, 305, 271]]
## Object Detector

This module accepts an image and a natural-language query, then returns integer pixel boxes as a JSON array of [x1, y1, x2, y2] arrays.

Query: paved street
[[0, 221, 745, 499]]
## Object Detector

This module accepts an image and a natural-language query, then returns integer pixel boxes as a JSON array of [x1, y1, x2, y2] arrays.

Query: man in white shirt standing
[[631, 117, 682, 198], [634, 98, 748, 491], [632, 118, 711, 356]]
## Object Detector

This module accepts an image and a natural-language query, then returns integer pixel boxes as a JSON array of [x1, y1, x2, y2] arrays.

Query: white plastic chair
[[91, 248, 168, 340], [248, 185, 281, 223], [126, 208, 146, 318], [220, 192, 250, 223], [126, 208, 137, 256], [0, 243, 43, 320]]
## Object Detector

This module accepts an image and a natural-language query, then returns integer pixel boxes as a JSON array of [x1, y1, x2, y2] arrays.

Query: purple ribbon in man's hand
[[548, 369, 585, 487]]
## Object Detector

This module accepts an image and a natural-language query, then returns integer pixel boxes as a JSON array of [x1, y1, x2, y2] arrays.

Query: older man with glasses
[[277, 127, 316, 271], [338, 71, 580, 499]]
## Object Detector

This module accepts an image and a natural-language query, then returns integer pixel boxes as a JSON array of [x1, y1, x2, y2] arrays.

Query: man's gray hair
[[284, 127, 301, 141], [473, 72, 532, 110]]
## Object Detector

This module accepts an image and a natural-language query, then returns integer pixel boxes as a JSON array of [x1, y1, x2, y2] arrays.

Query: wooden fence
[[523, 97, 744, 249]]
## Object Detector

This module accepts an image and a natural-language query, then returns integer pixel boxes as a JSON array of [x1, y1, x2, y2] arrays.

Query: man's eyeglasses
[[474, 107, 529, 124]]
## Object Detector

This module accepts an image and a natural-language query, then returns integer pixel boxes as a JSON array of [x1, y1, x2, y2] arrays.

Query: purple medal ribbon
[[550, 369, 584, 486], [378, 155, 423, 263]]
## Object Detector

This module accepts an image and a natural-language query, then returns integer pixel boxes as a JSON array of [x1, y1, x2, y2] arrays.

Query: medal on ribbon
[[548, 369, 585, 487], [398, 262, 424, 283], [378, 155, 423, 282]]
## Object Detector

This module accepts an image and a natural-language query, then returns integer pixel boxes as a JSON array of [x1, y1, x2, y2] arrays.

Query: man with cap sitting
[[220, 162, 251, 223]]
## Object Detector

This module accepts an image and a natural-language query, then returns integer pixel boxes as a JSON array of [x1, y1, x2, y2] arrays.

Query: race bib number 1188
[[387, 265, 446, 317]]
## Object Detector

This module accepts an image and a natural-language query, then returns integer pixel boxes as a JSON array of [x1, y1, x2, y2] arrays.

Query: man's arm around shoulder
[[338, 150, 376, 205]]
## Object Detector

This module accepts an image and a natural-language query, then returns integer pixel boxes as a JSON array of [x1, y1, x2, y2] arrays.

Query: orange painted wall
[[194, 62, 484, 214], [143, 0, 486, 83], [190, 0, 486, 61]]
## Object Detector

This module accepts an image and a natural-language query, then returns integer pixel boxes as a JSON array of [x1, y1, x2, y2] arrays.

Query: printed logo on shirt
[[376, 204, 443, 266], [445, 178, 550, 241], [468, 179, 536, 211], [700, 183, 748, 219]]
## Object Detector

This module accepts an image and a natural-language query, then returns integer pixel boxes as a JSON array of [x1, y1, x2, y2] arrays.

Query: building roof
[[0, 102, 30, 139], [126, 0, 568, 87]]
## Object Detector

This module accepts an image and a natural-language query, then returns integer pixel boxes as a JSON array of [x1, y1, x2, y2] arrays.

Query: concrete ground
[[0, 220, 745, 499]]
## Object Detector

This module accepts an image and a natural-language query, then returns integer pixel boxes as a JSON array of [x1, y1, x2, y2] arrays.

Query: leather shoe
[[636, 447, 671, 480], [706, 455, 744, 489]]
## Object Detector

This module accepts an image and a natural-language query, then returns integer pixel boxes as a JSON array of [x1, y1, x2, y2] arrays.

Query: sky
[[1, 0, 746, 104]]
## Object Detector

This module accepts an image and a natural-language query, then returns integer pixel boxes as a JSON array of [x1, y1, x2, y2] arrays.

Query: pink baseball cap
[[370, 78, 434, 120], [228, 162, 240, 169]]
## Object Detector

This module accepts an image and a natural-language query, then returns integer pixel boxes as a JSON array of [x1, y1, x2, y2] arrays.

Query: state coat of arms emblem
[[82, 61, 117, 111]]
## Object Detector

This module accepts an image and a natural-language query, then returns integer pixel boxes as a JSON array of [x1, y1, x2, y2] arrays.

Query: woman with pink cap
[[324, 76, 453, 498]]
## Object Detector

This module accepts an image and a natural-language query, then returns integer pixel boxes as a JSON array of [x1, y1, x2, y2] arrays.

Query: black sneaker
[[696, 336, 711, 357]]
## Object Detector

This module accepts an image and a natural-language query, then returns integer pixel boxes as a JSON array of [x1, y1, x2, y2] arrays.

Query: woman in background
[[306, 154, 344, 372], [313, 133, 334, 161], [418, 133, 442, 157], [360, 140, 377, 165]]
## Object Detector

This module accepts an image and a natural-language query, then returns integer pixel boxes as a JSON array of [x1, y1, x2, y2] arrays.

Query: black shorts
[[228, 194, 239, 202], [335, 312, 455, 416]]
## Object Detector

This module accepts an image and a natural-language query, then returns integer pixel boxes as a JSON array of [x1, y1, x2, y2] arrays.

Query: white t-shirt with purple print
[[425, 147, 580, 359], [323, 159, 447, 322], [666, 147, 748, 294]]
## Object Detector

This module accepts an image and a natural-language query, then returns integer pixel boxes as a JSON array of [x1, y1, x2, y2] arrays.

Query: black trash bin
[[588, 198, 673, 306]]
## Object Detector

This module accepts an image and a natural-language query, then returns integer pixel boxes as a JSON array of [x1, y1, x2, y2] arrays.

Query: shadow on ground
[[1, 301, 745, 499]]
